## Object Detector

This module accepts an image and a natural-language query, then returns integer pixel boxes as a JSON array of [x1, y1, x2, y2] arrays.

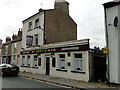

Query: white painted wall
[[20, 54, 46, 75], [106, 5, 120, 83], [22, 11, 44, 48], [50, 51, 89, 82]]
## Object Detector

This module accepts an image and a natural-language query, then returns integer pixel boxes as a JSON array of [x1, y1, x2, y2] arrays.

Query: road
[[2, 76, 72, 89]]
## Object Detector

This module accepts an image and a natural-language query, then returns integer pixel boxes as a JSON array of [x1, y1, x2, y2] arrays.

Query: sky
[[0, 0, 112, 48]]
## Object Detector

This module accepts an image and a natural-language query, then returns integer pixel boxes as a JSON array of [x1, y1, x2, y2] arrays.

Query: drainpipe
[[104, 7, 110, 85], [43, 10, 46, 45]]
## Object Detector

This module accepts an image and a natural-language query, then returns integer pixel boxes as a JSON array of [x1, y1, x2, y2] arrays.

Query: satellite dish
[[114, 16, 118, 27]]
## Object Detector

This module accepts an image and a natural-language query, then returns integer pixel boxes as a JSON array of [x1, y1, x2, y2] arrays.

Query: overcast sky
[[0, 0, 112, 48]]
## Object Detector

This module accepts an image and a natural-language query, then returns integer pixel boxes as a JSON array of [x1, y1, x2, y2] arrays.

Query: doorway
[[94, 56, 106, 82], [46, 57, 50, 75]]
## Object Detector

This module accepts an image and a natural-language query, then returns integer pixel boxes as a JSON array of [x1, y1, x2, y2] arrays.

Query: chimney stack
[[54, 0, 69, 14], [0, 39, 2, 48], [6, 36, 11, 43]]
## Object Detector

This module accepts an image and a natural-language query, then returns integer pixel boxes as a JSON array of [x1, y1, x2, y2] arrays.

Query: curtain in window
[[27, 58, 30, 66], [60, 59, 65, 69], [34, 58, 37, 66], [75, 58, 82, 70]]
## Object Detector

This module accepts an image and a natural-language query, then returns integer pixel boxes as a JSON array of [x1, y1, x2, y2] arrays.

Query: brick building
[[11, 28, 22, 66]]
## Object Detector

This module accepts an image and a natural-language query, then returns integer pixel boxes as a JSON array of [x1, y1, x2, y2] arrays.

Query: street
[[2, 76, 71, 89]]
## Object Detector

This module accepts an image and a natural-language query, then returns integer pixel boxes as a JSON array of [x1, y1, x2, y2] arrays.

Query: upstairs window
[[13, 43, 16, 53], [35, 34, 38, 45], [28, 22, 33, 30], [5, 45, 8, 54], [35, 18, 39, 28], [26, 36, 33, 46]]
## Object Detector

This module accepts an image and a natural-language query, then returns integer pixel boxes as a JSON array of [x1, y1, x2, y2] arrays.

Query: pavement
[[18, 71, 119, 89]]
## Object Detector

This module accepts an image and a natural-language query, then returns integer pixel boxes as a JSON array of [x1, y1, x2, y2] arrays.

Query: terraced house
[[2, 37, 12, 64], [11, 29, 22, 66]]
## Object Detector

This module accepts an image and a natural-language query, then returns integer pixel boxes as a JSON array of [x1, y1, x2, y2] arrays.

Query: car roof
[[0, 64, 14, 67]]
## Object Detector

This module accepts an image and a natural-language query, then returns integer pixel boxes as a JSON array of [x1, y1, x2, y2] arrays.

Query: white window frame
[[13, 55, 16, 65], [74, 53, 83, 71], [35, 18, 39, 28], [28, 21, 33, 30], [13, 43, 17, 53], [35, 34, 38, 45], [59, 54, 65, 69], [27, 56, 31, 66], [22, 56, 25, 66], [34, 56, 37, 67], [5, 45, 8, 54]]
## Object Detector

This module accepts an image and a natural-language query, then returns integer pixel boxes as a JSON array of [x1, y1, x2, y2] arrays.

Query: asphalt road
[[2, 76, 72, 89]]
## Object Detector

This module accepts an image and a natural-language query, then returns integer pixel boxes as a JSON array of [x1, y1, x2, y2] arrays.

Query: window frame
[[59, 54, 66, 69], [34, 56, 38, 67], [13, 43, 17, 53], [35, 34, 38, 45], [27, 56, 31, 67], [28, 21, 33, 31], [21, 56, 25, 66], [74, 53, 83, 71], [35, 18, 39, 29]]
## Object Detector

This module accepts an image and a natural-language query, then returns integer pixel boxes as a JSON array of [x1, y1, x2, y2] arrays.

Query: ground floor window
[[17, 56, 20, 66], [13, 56, 16, 65], [27, 56, 30, 66], [74, 53, 82, 71], [22, 56, 25, 66], [34, 56, 37, 67], [59, 54, 65, 69]]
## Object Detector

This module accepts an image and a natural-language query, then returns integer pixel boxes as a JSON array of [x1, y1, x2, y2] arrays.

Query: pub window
[[13, 55, 16, 65], [27, 56, 30, 66], [38, 58, 41, 66], [52, 57, 56, 67], [28, 21, 33, 30], [34, 56, 37, 67], [74, 54, 82, 71], [59, 54, 65, 69]]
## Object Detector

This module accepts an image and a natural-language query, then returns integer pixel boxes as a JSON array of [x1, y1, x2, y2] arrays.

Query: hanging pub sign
[[20, 44, 89, 55]]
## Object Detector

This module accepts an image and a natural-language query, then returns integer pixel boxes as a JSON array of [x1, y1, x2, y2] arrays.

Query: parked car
[[0, 64, 19, 76]]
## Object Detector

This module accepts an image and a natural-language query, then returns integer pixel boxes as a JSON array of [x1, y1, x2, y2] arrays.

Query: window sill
[[20, 65, 28, 67], [28, 29, 33, 31], [32, 67, 38, 69], [71, 70, 85, 74], [34, 27, 39, 29], [56, 69, 67, 72]]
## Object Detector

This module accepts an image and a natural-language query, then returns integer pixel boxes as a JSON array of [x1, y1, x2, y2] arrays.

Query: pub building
[[20, 39, 106, 82]]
